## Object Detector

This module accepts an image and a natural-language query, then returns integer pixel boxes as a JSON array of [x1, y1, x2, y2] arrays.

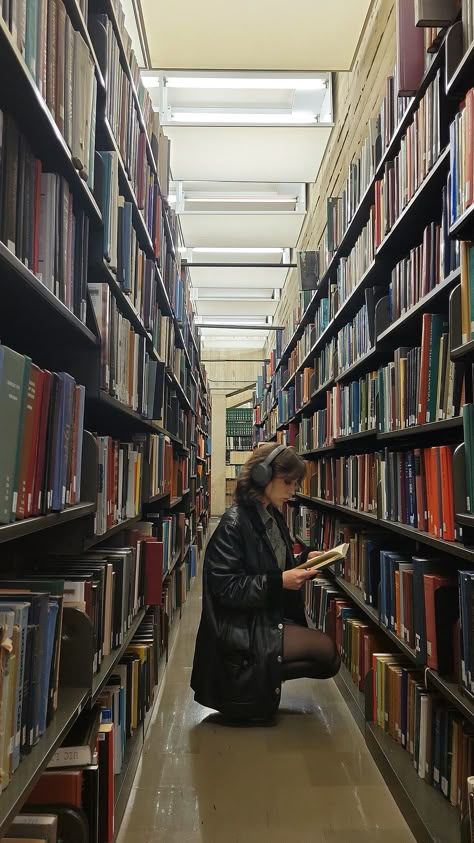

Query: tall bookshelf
[[0, 0, 210, 837], [255, 6, 474, 842]]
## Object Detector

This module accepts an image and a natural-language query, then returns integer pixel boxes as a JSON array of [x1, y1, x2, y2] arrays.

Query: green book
[[426, 315, 448, 424], [469, 244, 474, 341], [0, 347, 28, 524], [463, 404, 474, 514]]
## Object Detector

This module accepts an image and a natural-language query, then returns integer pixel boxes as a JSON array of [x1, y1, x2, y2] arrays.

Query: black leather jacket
[[191, 503, 310, 719]]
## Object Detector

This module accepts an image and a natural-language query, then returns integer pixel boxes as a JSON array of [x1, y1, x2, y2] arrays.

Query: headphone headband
[[251, 444, 287, 488], [264, 444, 286, 469]]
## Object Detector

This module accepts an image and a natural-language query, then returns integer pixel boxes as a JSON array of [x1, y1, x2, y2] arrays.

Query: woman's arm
[[206, 518, 283, 610]]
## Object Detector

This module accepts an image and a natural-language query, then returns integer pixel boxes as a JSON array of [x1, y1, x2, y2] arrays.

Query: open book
[[295, 542, 349, 573]]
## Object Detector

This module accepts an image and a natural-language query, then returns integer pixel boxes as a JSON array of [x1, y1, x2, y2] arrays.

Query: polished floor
[[117, 529, 416, 843]]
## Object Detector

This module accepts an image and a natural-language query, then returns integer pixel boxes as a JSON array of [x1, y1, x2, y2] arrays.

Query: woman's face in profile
[[263, 475, 298, 509]]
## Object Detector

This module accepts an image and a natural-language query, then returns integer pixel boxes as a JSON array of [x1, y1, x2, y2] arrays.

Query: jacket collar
[[242, 503, 294, 569]]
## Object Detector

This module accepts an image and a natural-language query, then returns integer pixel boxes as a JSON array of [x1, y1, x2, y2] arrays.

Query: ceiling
[[121, 1, 373, 351], [138, 1, 372, 71]]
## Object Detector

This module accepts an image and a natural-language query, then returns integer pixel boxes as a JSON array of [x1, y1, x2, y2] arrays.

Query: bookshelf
[[0, 0, 210, 837], [256, 10, 474, 841]]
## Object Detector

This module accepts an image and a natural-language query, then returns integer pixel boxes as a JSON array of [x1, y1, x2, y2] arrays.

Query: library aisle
[[117, 527, 415, 843]]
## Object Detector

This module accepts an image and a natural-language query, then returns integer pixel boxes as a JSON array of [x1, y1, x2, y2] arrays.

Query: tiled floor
[[117, 523, 416, 843]]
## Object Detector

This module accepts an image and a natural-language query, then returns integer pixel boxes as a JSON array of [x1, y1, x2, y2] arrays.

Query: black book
[[16, 133, 26, 264], [365, 285, 386, 347], [2, 114, 19, 253]]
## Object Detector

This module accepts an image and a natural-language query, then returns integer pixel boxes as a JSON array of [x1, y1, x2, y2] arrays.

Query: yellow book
[[295, 542, 349, 573]]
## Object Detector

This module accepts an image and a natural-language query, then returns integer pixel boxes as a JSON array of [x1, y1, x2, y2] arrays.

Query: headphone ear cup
[[251, 463, 269, 488]]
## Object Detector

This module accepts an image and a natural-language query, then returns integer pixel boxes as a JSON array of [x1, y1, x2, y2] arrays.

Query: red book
[[396, 0, 425, 97], [15, 364, 41, 519], [98, 723, 114, 843], [142, 538, 164, 605], [55, 0, 66, 135], [27, 770, 82, 808], [440, 445, 455, 542]]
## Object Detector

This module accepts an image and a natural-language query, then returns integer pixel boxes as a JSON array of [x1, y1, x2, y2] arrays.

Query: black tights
[[281, 623, 340, 681]]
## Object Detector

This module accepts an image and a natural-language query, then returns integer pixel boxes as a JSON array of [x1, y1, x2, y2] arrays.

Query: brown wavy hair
[[234, 444, 306, 505]]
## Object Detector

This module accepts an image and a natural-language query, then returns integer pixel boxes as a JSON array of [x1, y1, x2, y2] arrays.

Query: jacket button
[[275, 687, 280, 695], [278, 623, 283, 630], [277, 655, 282, 663]]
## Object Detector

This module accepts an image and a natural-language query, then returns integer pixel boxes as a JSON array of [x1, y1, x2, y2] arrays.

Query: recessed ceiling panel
[[139, 0, 372, 71], [180, 213, 304, 248], [188, 266, 290, 287], [166, 126, 332, 182], [195, 300, 278, 316]]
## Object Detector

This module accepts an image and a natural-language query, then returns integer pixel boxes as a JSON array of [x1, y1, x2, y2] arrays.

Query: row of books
[[90, 13, 154, 216], [94, 437, 142, 536], [306, 574, 473, 818], [16, 608, 162, 842], [226, 436, 253, 450], [110, 0, 154, 142], [0, 343, 85, 525], [375, 69, 441, 247], [0, 112, 90, 321], [377, 326, 464, 433], [303, 453, 378, 513], [450, 86, 474, 229], [90, 283, 150, 414], [388, 213, 460, 323], [262, 199, 461, 430], [302, 444, 459, 541], [137, 512, 190, 577], [298, 372, 378, 450], [96, 151, 158, 311], [0, 543, 161, 796], [319, 61, 412, 271], [372, 653, 471, 809], [89, 282, 195, 426], [336, 210, 375, 308], [336, 291, 379, 375], [1, 0, 97, 185]]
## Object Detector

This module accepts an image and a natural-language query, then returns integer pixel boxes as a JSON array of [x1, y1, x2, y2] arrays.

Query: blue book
[[121, 202, 133, 293], [75, 385, 86, 503], [449, 120, 457, 225], [0, 601, 29, 771], [51, 373, 67, 512], [38, 600, 59, 736], [98, 152, 113, 260], [25, 0, 38, 78]]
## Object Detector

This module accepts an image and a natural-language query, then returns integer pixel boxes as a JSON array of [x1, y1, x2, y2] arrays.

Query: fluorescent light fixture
[[170, 111, 316, 124], [165, 77, 326, 91], [142, 77, 160, 88], [184, 196, 297, 204], [182, 247, 285, 255]]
